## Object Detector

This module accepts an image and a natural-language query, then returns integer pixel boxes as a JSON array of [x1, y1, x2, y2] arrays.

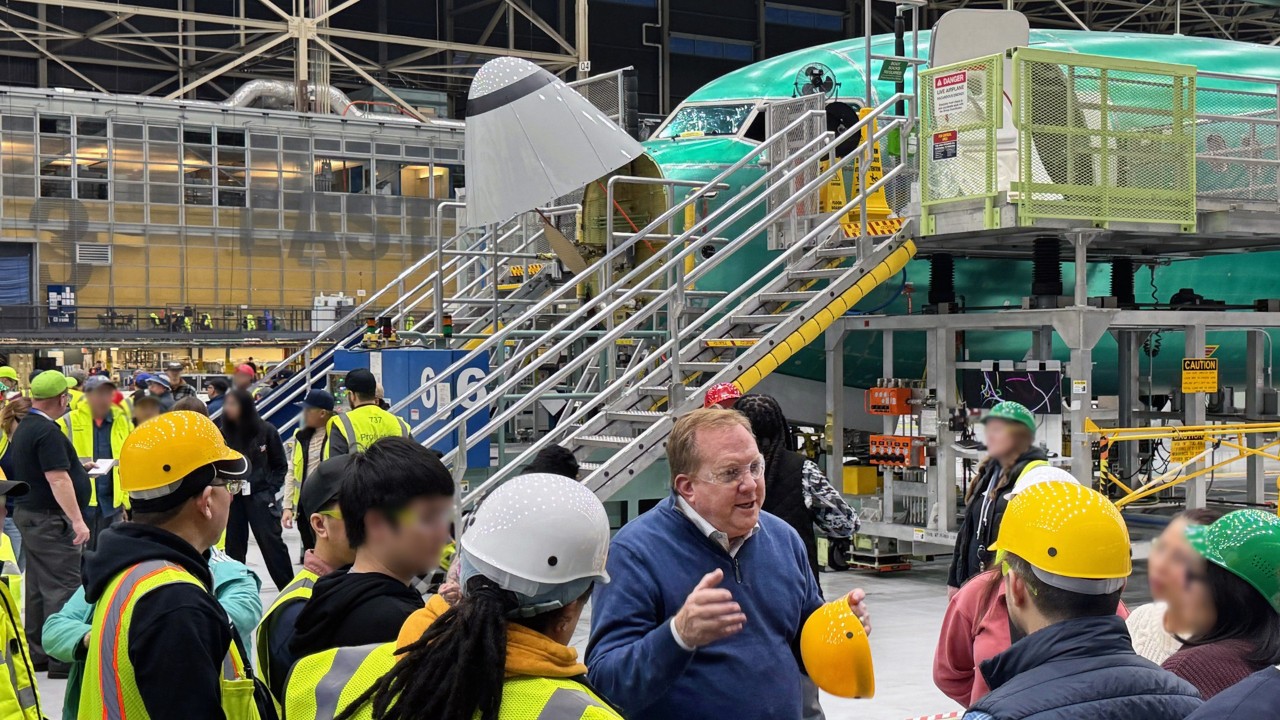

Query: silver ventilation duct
[[221, 79, 424, 124]]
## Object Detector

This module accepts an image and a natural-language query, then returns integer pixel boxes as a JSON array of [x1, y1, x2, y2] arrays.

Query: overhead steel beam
[[165, 31, 292, 98], [0, 16, 107, 91], [312, 35, 429, 121]]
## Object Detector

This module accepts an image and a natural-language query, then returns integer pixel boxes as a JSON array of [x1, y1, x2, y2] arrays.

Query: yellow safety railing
[[1085, 417, 1280, 509]]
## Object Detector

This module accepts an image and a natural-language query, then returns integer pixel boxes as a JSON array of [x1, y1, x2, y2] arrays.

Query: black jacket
[[968, 615, 1202, 720], [289, 567, 424, 658], [1185, 666, 1280, 720], [948, 447, 1048, 589], [224, 423, 288, 496], [82, 524, 233, 720], [761, 449, 818, 585]]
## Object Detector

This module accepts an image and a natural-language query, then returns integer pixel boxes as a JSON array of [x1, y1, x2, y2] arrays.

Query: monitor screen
[[960, 368, 1064, 415]]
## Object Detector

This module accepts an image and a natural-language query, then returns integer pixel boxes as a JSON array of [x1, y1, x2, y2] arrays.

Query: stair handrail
[[383, 99, 840, 422], [263, 212, 566, 433], [451, 131, 912, 505], [414, 98, 910, 460], [247, 220, 502, 422]]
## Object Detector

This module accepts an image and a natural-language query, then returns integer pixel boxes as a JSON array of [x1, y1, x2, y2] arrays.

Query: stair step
[[606, 409, 667, 423], [788, 267, 848, 280], [637, 385, 671, 395], [702, 338, 758, 348], [578, 461, 602, 471], [731, 313, 784, 325], [680, 360, 732, 373], [577, 434, 635, 448], [759, 291, 817, 303], [815, 245, 862, 259]]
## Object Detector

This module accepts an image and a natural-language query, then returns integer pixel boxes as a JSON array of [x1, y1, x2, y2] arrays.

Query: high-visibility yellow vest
[[1, 533, 21, 615], [286, 641, 622, 720], [324, 405, 411, 458], [60, 398, 133, 510], [0, 431, 9, 462], [80, 560, 261, 720], [1019, 460, 1050, 479], [0, 564, 41, 720], [254, 568, 318, 699]]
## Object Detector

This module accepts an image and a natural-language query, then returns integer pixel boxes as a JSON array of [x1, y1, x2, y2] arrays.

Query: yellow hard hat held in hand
[[800, 598, 875, 699]]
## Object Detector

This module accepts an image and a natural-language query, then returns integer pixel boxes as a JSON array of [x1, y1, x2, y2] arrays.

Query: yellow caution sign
[[1181, 358, 1219, 394], [1170, 435, 1207, 464], [614, 338, 637, 346], [704, 339, 758, 348]]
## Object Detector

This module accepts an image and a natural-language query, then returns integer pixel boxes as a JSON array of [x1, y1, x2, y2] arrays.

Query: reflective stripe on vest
[[313, 644, 375, 720], [534, 687, 608, 720], [90, 560, 248, 720], [337, 412, 359, 452]]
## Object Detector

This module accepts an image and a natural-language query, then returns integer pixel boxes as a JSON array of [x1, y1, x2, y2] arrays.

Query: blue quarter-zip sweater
[[586, 495, 823, 720]]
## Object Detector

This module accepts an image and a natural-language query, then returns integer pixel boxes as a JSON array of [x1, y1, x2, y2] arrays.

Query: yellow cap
[[800, 599, 875, 699], [119, 411, 247, 496], [990, 480, 1131, 581]]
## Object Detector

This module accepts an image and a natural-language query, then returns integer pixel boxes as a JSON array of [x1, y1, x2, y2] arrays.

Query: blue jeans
[[3, 515, 22, 571]]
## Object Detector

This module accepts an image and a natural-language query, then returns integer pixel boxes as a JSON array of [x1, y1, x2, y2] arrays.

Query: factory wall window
[[2, 123, 36, 200], [764, 3, 844, 31], [315, 156, 370, 194], [669, 34, 755, 62], [36, 114, 111, 201]]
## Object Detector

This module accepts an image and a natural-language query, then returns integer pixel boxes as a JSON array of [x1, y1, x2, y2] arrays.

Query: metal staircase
[[378, 91, 919, 507], [248, 209, 571, 433]]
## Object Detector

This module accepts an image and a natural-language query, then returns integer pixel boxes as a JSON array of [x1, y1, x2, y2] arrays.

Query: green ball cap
[[981, 401, 1037, 432], [0, 366, 18, 382], [29, 370, 73, 400], [1185, 509, 1280, 614]]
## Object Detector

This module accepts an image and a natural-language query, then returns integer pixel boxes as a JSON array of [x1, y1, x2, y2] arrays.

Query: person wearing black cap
[[255, 454, 356, 703], [163, 362, 197, 402], [323, 368, 411, 459], [282, 389, 336, 552], [220, 389, 293, 592], [79, 411, 274, 720], [205, 377, 230, 417]]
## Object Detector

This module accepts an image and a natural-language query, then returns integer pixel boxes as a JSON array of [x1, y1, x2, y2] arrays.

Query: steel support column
[[826, 328, 846, 493], [1183, 323, 1208, 508], [1245, 330, 1267, 504], [930, 325, 957, 532]]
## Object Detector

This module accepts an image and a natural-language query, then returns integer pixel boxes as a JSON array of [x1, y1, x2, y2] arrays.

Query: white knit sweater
[[1127, 601, 1183, 665]]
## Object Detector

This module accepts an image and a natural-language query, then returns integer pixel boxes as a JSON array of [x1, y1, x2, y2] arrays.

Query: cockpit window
[[656, 104, 756, 139]]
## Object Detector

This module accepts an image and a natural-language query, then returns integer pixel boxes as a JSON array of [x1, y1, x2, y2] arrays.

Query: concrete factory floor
[[38, 524, 1165, 720]]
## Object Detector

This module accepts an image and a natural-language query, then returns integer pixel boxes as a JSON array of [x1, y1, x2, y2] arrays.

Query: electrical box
[[866, 387, 914, 415], [868, 435, 928, 468], [842, 465, 882, 495]]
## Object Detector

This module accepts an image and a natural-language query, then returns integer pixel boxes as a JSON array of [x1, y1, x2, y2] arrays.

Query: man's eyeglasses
[[394, 506, 451, 530], [696, 456, 766, 486], [211, 478, 244, 495], [318, 508, 343, 521]]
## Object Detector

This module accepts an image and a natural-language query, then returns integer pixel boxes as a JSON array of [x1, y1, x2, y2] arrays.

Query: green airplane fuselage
[[642, 30, 1280, 394]]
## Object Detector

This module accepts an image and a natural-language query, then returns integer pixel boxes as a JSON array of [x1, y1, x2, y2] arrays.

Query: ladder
[[384, 91, 918, 507]]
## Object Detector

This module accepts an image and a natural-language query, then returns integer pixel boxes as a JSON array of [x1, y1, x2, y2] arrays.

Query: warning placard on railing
[[1170, 435, 1207, 465], [1181, 357, 1219, 393], [932, 71, 968, 115]]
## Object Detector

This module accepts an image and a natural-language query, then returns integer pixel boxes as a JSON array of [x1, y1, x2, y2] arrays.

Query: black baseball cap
[[344, 368, 377, 396], [298, 455, 353, 518], [0, 470, 28, 498], [164, 361, 184, 371], [299, 389, 336, 412]]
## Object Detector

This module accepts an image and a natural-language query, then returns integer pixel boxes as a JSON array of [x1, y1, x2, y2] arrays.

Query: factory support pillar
[[1055, 309, 1111, 484], [1116, 330, 1141, 486], [930, 326, 957, 532], [1245, 330, 1267, 504], [825, 328, 846, 494], [1183, 324, 1208, 509]]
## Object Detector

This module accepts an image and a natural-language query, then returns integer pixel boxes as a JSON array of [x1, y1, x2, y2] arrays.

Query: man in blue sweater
[[586, 408, 871, 720]]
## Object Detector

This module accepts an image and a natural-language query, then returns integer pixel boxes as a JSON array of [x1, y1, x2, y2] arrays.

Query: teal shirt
[[43, 553, 262, 720]]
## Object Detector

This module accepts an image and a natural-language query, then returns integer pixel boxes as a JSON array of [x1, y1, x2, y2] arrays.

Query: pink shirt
[[933, 570, 1129, 707]]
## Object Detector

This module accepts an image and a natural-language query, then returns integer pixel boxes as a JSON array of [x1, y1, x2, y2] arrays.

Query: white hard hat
[[1011, 464, 1080, 496], [460, 473, 611, 615]]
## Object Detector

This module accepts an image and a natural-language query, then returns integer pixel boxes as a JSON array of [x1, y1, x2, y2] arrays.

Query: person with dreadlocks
[[285, 472, 619, 720], [733, 394, 857, 582]]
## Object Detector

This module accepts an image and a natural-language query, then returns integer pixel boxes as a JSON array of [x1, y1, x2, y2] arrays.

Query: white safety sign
[[932, 70, 968, 115]]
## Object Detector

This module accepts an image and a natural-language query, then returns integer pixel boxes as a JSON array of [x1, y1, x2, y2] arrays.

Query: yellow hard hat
[[990, 480, 1131, 581], [119, 411, 248, 496], [800, 599, 874, 699]]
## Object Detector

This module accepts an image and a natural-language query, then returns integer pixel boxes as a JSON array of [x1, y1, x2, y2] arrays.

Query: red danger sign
[[934, 71, 967, 88], [933, 70, 968, 115]]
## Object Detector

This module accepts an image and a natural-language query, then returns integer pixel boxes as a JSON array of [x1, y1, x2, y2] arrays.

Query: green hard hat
[[1186, 509, 1280, 614], [981, 401, 1036, 432]]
